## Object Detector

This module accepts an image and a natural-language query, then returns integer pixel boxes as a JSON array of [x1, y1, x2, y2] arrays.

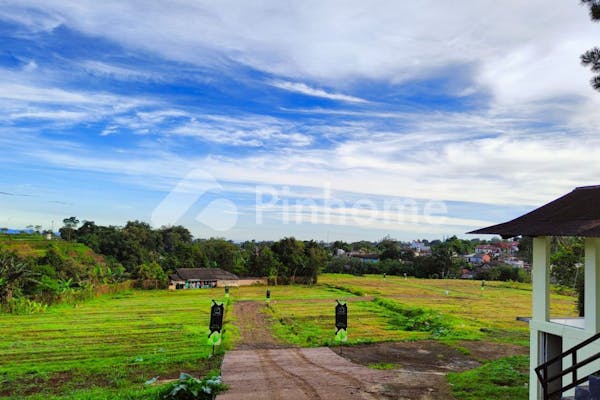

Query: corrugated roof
[[174, 268, 239, 281], [468, 185, 600, 238]]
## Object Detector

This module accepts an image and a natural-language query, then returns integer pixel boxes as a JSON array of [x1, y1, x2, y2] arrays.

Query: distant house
[[168, 268, 239, 290], [464, 253, 491, 265], [347, 251, 380, 263], [460, 268, 474, 279]]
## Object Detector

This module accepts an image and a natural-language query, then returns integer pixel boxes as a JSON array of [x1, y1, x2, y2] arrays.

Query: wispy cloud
[[269, 80, 368, 103], [2, 1, 600, 239], [0, 191, 33, 197], [79, 60, 158, 81]]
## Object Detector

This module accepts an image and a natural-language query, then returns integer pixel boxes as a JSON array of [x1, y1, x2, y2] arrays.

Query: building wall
[[216, 278, 268, 287]]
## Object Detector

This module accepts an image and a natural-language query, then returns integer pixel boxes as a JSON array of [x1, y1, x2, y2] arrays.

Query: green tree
[[331, 240, 351, 252], [517, 236, 533, 264], [199, 238, 244, 275], [0, 250, 36, 303], [303, 241, 327, 284], [271, 237, 307, 282], [60, 216, 80, 241], [581, 0, 600, 89], [254, 246, 280, 279], [378, 237, 402, 261], [136, 262, 167, 281], [550, 237, 584, 286]]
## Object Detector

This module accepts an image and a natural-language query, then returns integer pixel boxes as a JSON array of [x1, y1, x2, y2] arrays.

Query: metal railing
[[535, 331, 600, 399]]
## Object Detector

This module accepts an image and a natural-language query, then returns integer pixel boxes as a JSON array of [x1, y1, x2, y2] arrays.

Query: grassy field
[[0, 289, 233, 399], [0, 274, 578, 399], [260, 274, 577, 347]]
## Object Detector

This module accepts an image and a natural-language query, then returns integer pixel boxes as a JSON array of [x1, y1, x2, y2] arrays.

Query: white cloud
[[269, 80, 367, 103], [79, 60, 158, 81], [3, 1, 600, 239], [169, 115, 313, 147]]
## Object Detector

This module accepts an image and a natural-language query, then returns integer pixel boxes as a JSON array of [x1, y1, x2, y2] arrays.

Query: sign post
[[335, 300, 348, 354], [266, 289, 271, 304], [208, 300, 224, 356], [224, 286, 230, 299]]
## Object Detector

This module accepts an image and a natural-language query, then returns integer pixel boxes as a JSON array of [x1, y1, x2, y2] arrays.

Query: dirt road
[[217, 300, 526, 400], [218, 346, 396, 400]]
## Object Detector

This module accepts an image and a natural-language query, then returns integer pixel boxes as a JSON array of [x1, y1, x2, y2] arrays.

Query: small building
[[168, 268, 239, 290], [347, 251, 380, 263], [470, 185, 600, 400]]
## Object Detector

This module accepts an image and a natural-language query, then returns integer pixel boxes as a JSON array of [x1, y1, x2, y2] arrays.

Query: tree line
[[62, 219, 327, 284]]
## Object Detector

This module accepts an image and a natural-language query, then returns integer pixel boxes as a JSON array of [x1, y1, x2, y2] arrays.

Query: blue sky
[[1, 1, 600, 241]]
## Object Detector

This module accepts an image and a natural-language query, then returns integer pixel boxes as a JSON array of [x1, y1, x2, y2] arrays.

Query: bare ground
[[218, 301, 527, 400]]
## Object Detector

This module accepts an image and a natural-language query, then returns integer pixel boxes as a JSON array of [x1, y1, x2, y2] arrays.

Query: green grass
[[0, 288, 232, 399], [368, 362, 396, 370], [0, 234, 96, 259], [448, 355, 529, 400], [2, 274, 575, 399]]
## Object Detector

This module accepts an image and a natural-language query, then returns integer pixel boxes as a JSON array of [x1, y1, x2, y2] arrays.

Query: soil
[[218, 300, 528, 400], [234, 300, 288, 350]]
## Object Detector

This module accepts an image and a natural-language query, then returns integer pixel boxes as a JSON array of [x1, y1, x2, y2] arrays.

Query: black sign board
[[266, 289, 271, 299], [225, 286, 229, 294], [335, 300, 347, 333], [209, 300, 224, 334]]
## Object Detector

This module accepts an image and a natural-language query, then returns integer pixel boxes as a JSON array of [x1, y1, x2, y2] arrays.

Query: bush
[[1, 297, 47, 314], [158, 373, 227, 400], [375, 298, 452, 337]]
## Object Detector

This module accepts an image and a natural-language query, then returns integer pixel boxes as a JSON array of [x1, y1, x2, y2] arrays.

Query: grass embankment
[[448, 355, 529, 399], [0, 289, 233, 399], [0, 234, 97, 260]]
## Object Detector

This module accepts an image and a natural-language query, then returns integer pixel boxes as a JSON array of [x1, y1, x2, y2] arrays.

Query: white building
[[471, 185, 600, 400]]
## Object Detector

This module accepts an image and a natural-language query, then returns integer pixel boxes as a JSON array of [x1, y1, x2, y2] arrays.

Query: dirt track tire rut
[[258, 350, 322, 400]]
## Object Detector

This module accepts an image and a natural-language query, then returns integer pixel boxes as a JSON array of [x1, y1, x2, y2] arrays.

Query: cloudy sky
[[1, 1, 599, 241]]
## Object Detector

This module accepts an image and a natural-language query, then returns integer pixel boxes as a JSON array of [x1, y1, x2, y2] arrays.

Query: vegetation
[[581, 0, 600, 90], [0, 288, 232, 399], [0, 234, 126, 312], [62, 220, 327, 284], [157, 373, 227, 400], [2, 274, 578, 399], [448, 355, 529, 400], [256, 274, 577, 347]]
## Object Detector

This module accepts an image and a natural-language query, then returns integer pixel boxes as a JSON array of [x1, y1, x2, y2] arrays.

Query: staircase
[[535, 331, 600, 400], [560, 375, 600, 400]]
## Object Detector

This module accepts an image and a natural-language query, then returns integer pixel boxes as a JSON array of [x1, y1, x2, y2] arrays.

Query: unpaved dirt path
[[218, 300, 527, 400], [220, 300, 389, 399], [218, 347, 393, 400], [233, 301, 286, 350]]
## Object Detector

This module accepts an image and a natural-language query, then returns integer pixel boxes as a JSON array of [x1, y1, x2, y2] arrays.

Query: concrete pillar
[[530, 237, 551, 400], [584, 238, 600, 332], [532, 236, 551, 322], [529, 329, 540, 400]]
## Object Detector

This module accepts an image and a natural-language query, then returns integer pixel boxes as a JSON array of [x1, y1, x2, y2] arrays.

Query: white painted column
[[532, 237, 551, 322], [584, 238, 600, 332], [529, 329, 540, 400], [530, 236, 551, 400]]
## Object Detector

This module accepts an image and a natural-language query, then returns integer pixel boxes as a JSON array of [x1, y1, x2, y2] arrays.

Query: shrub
[[158, 373, 227, 400], [375, 298, 452, 337], [1, 297, 47, 314]]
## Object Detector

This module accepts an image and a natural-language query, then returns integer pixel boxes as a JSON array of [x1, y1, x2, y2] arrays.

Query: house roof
[[169, 274, 183, 281], [174, 268, 239, 281], [469, 185, 600, 238]]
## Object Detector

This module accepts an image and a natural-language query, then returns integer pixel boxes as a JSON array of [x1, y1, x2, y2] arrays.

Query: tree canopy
[[581, 0, 600, 90]]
